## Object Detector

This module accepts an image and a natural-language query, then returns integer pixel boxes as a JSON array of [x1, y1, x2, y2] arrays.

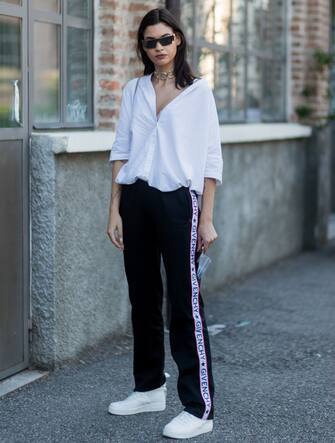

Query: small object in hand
[[197, 252, 212, 279]]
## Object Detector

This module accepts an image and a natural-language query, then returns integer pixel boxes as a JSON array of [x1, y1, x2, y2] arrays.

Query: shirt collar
[[144, 73, 204, 120]]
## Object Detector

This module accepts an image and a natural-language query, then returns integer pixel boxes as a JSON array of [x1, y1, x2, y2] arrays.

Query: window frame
[[182, 0, 288, 124], [28, 0, 94, 130]]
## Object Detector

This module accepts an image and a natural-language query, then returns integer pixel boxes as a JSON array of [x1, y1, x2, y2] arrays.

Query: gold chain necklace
[[153, 69, 175, 80]]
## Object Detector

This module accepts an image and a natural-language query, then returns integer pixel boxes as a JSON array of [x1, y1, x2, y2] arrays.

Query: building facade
[[0, 0, 333, 379]]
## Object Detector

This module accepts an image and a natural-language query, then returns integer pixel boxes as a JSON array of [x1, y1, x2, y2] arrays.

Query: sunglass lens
[[160, 35, 174, 46], [144, 40, 156, 49]]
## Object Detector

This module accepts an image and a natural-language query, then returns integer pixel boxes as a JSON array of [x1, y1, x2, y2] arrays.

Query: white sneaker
[[108, 383, 167, 415], [162, 411, 213, 439]]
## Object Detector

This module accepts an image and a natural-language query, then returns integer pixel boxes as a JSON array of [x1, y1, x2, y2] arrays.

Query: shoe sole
[[162, 421, 213, 439], [108, 402, 166, 415]]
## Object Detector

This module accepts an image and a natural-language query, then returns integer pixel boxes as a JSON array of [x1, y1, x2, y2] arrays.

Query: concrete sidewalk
[[1, 243, 334, 442]]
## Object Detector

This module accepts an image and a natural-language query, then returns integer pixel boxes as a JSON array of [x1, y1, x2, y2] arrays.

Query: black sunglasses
[[142, 34, 175, 49]]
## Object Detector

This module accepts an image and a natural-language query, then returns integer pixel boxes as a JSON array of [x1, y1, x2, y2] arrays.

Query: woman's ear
[[175, 32, 182, 47]]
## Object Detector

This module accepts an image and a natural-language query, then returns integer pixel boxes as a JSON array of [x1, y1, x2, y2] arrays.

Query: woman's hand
[[107, 208, 124, 251], [197, 178, 218, 252], [108, 164, 126, 251], [197, 219, 218, 253]]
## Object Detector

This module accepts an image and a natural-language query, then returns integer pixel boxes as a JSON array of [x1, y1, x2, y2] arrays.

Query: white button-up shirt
[[109, 73, 223, 196]]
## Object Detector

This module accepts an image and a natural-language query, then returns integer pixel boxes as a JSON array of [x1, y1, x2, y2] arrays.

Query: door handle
[[10, 79, 22, 126]]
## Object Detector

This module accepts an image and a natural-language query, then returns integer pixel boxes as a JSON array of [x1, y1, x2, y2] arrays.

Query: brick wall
[[94, 0, 164, 129], [290, 0, 331, 123]]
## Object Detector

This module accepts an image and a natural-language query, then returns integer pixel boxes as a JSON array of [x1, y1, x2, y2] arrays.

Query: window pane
[[262, 59, 286, 121], [231, 0, 245, 49], [0, 15, 22, 128], [248, 0, 285, 55], [33, 22, 60, 124], [180, 0, 194, 42], [247, 56, 285, 122], [196, 0, 230, 46], [198, 48, 245, 123], [198, 48, 229, 120], [67, 0, 90, 19], [230, 52, 245, 121], [198, 48, 216, 86], [66, 27, 90, 123], [32, 0, 59, 13], [246, 56, 262, 122]]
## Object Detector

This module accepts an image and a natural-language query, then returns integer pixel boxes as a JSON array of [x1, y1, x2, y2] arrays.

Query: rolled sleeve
[[109, 81, 132, 163], [204, 89, 223, 186]]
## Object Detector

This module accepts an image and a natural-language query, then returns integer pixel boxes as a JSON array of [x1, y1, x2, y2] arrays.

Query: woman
[[107, 7, 223, 440]]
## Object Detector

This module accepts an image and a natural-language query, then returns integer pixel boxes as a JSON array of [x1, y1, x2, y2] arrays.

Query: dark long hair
[[136, 7, 199, 89]]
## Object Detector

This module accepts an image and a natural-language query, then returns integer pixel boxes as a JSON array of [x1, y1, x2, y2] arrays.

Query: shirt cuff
[[204, 175, 223, 186], [109, 152, 129, 162]]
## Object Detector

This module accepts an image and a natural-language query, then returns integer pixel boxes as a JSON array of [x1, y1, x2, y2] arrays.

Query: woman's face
[[142, 22, 181, 71]]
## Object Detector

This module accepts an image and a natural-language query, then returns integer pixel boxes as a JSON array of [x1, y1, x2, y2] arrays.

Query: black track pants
[[119, 178, 215, 420]]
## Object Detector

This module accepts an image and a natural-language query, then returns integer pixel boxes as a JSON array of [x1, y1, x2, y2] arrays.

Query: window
[[181, 0, 287, 123], [30, 0, 93, 128], [0, 14, 22, 128]]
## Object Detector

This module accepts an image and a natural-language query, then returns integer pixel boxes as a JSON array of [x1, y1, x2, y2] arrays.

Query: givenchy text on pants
[[120, 178, 215, 420]]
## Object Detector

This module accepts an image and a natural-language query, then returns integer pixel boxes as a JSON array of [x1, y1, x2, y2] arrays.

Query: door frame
[[0, 0, 30, 380]]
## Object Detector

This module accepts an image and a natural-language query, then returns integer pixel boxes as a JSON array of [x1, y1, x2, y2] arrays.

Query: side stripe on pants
[[189, 189, 212, 420]]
